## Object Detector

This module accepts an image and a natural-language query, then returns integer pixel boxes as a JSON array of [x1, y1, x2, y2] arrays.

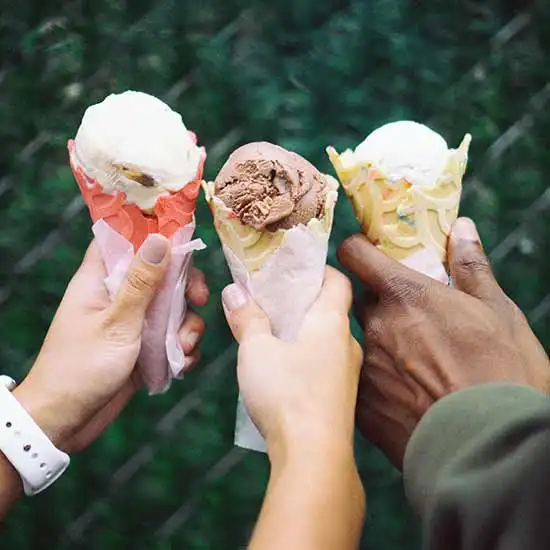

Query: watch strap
[[0, 379, 70, 496]]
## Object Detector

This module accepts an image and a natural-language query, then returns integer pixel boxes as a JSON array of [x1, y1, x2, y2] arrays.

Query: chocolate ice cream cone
[[203, 142, 339, 452], [203, 176, 337, 273]]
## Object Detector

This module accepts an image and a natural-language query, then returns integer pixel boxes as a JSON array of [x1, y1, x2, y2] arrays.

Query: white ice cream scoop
[[73, 90, 202, 211], [343, 120, 451, 188], [326, 120, 471, 282]]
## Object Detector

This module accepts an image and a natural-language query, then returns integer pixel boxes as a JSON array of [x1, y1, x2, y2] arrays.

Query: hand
[[13, 235, 209, 453], [222, 267, 363, 460], [337, 217, 550, 469]]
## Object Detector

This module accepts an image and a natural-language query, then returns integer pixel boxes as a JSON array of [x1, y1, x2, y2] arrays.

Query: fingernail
[[183, 331, 200, 353], [139, 234, 169, 265], [183, 355, 197, 371], [176, 365, 189, 379], [177, 355, 197, 376], [222, 284, 248, 312], [453, 218, 480, 242]]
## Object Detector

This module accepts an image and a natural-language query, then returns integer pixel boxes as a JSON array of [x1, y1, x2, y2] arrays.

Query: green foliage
[[1, 1, 549, 548]]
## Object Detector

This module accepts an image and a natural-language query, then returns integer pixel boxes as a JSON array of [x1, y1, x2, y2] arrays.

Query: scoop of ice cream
[[73, 90, 202, 211], [214, 142, 327, 231], [352, 121, 450, 187]]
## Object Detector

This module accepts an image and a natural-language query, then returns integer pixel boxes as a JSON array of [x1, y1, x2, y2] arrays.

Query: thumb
[[448, 217, 503, 303], [221, 283, 272, 343], [109, 234, 171, 325], [337, 233, 427, 295]]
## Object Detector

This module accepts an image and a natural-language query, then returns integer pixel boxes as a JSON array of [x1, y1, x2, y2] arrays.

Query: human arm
[[0, 235, 208, 518], [222, 268, 365, 550], [337, 217, 550, 549], [252, 443, 364, 550], [0, 453, 22, 519], [405, 383, 550, 550]]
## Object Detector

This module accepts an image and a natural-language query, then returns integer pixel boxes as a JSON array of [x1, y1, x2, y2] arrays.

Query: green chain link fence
[[1, 1, 549, 548]]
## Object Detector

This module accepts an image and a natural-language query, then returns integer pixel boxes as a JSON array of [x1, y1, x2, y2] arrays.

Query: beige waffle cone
[[202, 176, 339, 272], [203, 175, 339, 453], [327, 134, 471, 263]]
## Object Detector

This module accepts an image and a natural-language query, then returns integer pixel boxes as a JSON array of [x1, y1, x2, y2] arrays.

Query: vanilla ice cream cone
[[327, 122, 470, 280], [69, 91, 207, 394]]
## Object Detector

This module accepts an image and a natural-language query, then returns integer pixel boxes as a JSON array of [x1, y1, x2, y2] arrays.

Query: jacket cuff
[[403, 382, 550, 518]]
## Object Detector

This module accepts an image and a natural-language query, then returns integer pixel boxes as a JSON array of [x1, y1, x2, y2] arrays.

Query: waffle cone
[[68, 134, 206, 251], [203, 174, 338, 453], [327, 134, 471, 263], [202, 175, 339, 273]]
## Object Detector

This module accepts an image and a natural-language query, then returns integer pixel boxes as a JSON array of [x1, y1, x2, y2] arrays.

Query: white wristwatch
[[0, 375, 70, 496]]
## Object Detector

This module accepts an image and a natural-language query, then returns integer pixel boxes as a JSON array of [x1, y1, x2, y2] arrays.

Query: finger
[[183, 349, 201, 372], [81, 239, 103, 267], [448, 217, 503, 303], [64, 241, 109, 304], [109, 234, 171, 325], [350, 337, 364, 373], [337, 234, 426, 296], [308, 266, 353, 317], [186, 266, 210, 307], [175, 349, 202, 379], [355, 368, 409, 470], [355, 397, 405, 471], [352, 288, 378, 331], [178, 310, 205, 355], [300, 267, 355, 341], [221, 283, 271, 343]]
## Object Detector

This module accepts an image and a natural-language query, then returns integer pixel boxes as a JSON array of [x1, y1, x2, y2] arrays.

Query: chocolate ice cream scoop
[[214, 142, 327, 231]]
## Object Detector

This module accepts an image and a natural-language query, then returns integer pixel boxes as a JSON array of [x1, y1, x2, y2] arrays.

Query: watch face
[[0, 376, 16, 391]]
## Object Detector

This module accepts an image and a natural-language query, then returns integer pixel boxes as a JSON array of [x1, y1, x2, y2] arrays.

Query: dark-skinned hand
[[338, 217, 550, 470]]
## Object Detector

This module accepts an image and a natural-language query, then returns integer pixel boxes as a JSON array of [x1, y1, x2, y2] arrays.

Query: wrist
[[267, 422, 356, 473], [0, 377, 71, 497], [12, 380, 73, 453], [268, 431, 364, 513], [0, 453, 24, 518]]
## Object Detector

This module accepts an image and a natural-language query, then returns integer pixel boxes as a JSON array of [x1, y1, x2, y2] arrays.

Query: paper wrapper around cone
[[68, 137, 207, 395], [327, 134, 471, 283], [203, 176, 339, 452]]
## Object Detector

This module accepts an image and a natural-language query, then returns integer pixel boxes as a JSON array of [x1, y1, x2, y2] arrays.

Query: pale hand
[[222, 266, 363, 460], [13, 234, 209, 453]]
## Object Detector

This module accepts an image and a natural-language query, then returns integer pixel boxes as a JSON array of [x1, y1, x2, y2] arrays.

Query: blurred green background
[[1, 0, 549, 548]]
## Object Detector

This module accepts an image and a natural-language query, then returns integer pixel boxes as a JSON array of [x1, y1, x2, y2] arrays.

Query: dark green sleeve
[[403, 383, 550, 550]]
